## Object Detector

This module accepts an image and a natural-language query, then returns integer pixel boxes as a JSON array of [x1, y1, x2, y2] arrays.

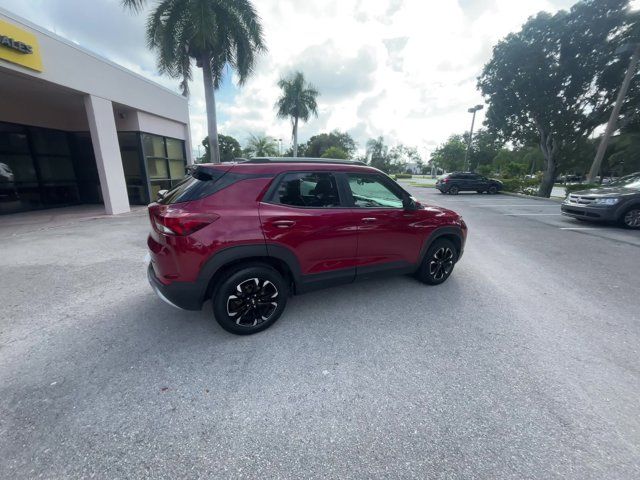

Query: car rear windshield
[[159, 167, 229, 204]]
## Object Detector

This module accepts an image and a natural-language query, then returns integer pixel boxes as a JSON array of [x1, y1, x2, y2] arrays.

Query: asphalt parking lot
[[1, 192, 639, 479]]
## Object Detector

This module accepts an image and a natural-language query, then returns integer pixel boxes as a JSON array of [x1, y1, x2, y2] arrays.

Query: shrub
[[395, 173, 413, 179], [501, 177, 540, 195], [565, 183, 599, 195]]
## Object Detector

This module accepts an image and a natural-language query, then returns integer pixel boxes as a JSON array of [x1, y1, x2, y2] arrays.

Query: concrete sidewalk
[[0, 205, 148, 237]]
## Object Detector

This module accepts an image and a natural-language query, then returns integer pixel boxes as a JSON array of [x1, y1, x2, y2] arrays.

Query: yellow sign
[[0, 19, 43, 72]]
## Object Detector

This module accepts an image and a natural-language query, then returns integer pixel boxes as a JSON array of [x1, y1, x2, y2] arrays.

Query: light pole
[[587, 43, 640, 183], [278, 138, 283, 156], [464, 104, 484, 171]]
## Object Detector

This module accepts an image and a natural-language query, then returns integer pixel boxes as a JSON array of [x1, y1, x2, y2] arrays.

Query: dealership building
[[0, 8, 193, 216]]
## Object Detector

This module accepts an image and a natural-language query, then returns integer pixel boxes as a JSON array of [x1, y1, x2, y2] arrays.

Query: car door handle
[[272, 220, 295, 228], [361, 217, 377, 223]]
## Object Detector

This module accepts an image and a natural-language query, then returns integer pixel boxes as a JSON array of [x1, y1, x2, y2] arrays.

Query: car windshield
[[607, 173, 640, 190]]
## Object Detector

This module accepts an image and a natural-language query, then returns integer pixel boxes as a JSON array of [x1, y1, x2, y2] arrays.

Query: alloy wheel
[[428, 247, 454, 281], [226, 277, 279, 327], [624, 209, 640, 228]]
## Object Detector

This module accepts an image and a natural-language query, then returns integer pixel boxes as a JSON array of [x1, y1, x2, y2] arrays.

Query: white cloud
[[3, 0, 578, 157]]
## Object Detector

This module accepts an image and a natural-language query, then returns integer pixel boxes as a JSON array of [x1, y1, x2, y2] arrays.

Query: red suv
[[147, 158, 467, 334]]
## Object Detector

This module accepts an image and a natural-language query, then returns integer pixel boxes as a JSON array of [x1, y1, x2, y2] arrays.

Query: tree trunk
[[292, 116, 299, 157], [536, 125, 558, 198], [202, 56, 220, 163]]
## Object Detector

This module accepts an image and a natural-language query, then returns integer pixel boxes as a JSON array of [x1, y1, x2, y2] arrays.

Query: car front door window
[[347, 174, 403, 208]]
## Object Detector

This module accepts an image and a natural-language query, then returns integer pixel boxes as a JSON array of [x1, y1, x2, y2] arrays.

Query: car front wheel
[[213, 264, 288, 335], [621, 207, 640, 229], [416, 238, 458, 285], [488, 185, 498, 194]]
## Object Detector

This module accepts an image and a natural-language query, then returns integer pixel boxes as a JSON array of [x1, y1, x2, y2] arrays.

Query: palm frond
[[121, 0, 147, 12]]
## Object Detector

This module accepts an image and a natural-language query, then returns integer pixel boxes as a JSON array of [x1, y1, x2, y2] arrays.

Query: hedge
[[394, 173, 413, 179], [501, 177, 539, 195]]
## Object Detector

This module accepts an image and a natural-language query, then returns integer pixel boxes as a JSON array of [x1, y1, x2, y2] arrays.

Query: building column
[[83, 94, 130, 215]]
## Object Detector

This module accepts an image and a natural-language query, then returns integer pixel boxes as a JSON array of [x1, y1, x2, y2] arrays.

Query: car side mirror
[[157, 189, 168, 201], [402, 194, 417, 210]]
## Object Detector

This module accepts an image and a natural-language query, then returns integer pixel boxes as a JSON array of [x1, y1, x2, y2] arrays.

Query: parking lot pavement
[[1, 198, 639, 479], [408, 186, 640, 248]]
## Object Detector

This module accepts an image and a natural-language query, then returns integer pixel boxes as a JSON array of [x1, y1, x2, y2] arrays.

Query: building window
[[0, 122, 98, 214], [141, 133, 186, 200], [118, 132, 147, 205]]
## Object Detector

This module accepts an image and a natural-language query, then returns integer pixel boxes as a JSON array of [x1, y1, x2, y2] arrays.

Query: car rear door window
[[347, 174, 403, 208], [271, 172, 341, 208]]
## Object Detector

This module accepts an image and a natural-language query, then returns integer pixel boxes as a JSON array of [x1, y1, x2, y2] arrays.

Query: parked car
[[147, 158, 467, 334], [561, 172, 640, 229], [436, 172, 503, 195], [556, 174, 583, 184]]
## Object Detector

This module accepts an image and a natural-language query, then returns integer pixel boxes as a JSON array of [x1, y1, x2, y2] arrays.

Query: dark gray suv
[[561, 173, 640, 229]]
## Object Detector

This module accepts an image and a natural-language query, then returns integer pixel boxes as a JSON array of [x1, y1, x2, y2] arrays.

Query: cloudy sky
[[3, 0, 583, 157]]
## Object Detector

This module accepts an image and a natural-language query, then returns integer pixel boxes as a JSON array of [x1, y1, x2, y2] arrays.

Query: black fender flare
[[418, 226, 465, 264], [196, 243, 304, 301]]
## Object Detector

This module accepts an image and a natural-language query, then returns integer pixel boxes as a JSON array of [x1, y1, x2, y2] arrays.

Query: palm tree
[[275, 71, 319, 157], [121, 0, 266, 163], [244, 134, 279, 157]]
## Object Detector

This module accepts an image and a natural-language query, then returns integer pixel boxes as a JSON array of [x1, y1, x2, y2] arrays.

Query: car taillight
[[150, 208, 219, 236], [443, 178, 449, 183]]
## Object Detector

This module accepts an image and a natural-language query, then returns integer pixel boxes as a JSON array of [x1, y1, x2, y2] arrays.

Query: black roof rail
[[244, 157, 367, 166]]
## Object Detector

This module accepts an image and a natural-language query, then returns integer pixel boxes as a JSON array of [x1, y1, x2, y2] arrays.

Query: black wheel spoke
[[427, 246, 455, 281], [226, 277, 279, 327]]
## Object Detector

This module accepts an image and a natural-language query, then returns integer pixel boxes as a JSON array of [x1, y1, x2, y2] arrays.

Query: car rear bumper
[[147, 263, 205, 311], [560, 204, 617, 221]]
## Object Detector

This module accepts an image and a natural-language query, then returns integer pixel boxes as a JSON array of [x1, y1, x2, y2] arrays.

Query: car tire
[[488, 186, 498, 194], [448, 186, 459, 195], [620, 207, 640, 229], [212, 263, 288, 335], [476, 190, 484, 194], [416, 238, 458, 285]]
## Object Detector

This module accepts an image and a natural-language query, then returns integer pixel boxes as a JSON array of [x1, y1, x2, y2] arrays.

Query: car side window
[[271, 172, 341, 208], [348, 174, 403, 208]]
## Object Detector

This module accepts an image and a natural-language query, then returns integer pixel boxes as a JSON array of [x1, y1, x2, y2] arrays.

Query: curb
[[501, 191, 564, 203]]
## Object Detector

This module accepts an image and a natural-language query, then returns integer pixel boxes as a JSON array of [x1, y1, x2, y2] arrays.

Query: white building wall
[[0, 7, 195, 216], [0, 8, 189, 127], [0, 85, 88, 131], [84, 95, 129, 215], [136, 111, 187, 140]]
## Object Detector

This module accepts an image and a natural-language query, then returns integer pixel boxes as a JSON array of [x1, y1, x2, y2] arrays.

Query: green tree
[[275, 71, 319, 157], [389, 145, 421, 174], [301, 131, 356, 158], [430, 135, 466, 173], [320, 146, 348, 159], [469, 129, 502, 171], [200, 134, 242, 163], [366, 137, 391, 172], [478, 0, 640, 196], [604, 132, 640, 175], [476, 164, 494, 177], [244, 134, 279, 157], [122, 0, 266, 164]]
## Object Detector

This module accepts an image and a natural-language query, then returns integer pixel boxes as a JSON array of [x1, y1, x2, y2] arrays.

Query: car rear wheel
[[448, 186, 459, 195], [621, 207, 640, 229], [212, 264, 288, 335], [488, 185, 498, 194], [416, 238, 458, 285]]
